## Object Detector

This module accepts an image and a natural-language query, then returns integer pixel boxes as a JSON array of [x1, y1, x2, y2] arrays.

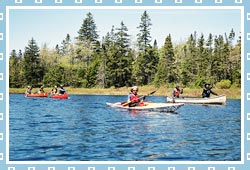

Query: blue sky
[[9, 8, 241, 52]]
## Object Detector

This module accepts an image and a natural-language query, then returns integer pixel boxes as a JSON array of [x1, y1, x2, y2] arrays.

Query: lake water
[[9, 94, 241, 161]]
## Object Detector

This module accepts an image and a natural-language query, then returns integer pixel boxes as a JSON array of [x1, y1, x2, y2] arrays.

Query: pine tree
[[61, 34, 71, 55], [133, 11, 158, 85], [77, 12, 99, 45], [105, 22, 133, 87], [23, 38, 44, 86], [213, 35, 225, 81], [155, 34, 175, 85], [99, 26, 117, 88], [206, 33, 213, 80], [136, 10, 152, 53], [10, 50, 21, 87], [197, 34, 208, 83], [180, 32, 198, 86]]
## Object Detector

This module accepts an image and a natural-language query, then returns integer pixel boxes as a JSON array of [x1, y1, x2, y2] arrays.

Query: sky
[[9, 8, 241, 52]]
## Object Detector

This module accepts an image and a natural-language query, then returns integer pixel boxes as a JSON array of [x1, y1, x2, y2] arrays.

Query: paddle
[[121, 90, 157, 106]]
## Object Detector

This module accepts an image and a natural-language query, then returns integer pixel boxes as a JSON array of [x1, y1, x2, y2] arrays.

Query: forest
[[9, 11, 241, 89]]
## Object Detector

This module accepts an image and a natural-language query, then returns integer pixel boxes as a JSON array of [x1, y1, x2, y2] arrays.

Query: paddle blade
[[149, 90, 157, 95]]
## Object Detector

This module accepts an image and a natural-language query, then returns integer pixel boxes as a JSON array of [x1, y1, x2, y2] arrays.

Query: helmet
[[131, 86, 138, 92], [176, 84, 179, 88], [54, 85, 57, 88]]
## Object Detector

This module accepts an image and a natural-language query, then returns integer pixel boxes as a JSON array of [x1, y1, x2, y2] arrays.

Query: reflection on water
[[9, 94, 241, 161]]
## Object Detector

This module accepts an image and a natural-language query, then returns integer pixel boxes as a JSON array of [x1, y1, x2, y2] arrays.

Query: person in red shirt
[[128, 86, 145, 107]]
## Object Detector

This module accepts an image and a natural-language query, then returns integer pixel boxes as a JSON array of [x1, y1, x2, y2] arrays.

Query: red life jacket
[[130, 93, 139, 103], [173, 88, 180, 97]]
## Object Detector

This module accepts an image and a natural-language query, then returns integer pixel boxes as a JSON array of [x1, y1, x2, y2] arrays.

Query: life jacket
[[130, 93, 139, 103], [173, 88, 181, 97]]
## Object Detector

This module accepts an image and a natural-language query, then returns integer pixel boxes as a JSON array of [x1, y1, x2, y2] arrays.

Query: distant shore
[[9, 86, 241, 99]]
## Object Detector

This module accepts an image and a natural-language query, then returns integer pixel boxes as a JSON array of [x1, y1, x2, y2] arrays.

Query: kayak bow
[[107, 102, 184, 112]]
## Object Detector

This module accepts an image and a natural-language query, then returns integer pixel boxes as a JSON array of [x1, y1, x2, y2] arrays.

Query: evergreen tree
[[77, 12, 99, 45], [55, 44, 60, 54], [9, 50, 22, 87], [133, 11, 158, 85], [42, 65, 65, 87], [196, 34, 208, 84], [213, 35, 225, 82], [155, 34, 175, 85], [99, 26, 117, 88], [23, 38, 44, 86], [60, 34, 71, 55], [18, 50, 23, 60], [106, 22, 133, 87], [136, 10, 152, 53], [180, 32, 198, 86], [206, 33, 213, 80]]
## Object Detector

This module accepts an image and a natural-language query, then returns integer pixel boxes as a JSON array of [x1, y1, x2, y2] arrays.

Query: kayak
[[106, 102, 184, 112], [50, 93, 68, 99], [25, 92, 48, 97], [166, 95, 226, 105]]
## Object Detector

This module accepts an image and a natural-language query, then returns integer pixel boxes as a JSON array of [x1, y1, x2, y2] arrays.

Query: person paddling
[[126, 86, 145, 107], [25, 85, 32, 95], [172, 84, 183, 98], [38, 85, 45, 94], [51, 85, 58, 95], [202, 83, 218, 98], [59, 85, 66, 95]]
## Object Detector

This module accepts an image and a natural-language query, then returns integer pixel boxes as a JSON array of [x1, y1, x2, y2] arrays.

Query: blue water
[[9, 94, 241, 161]]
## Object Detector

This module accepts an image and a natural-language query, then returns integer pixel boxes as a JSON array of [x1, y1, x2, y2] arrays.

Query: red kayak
[[25, 92, 48, 97], [50, 93, 68, 99]]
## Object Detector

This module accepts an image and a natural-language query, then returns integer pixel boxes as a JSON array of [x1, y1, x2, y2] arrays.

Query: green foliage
[[42, 66, 65, 87], [216, 79, 231, 89], [77, 12, 99, 45], [155, 34, 175, 85], [22, 38, 45, 87], [134, 11, 159, 86], [9, 12, 241, 90], [137, 10, 152, 52], [9, 50, 24, 87]]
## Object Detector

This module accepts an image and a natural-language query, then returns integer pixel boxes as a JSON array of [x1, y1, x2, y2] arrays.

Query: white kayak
[[166, 95, 226, 105], [106, 102, 184, 112]]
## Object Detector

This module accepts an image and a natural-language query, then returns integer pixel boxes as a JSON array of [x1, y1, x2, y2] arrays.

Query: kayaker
[[202, 83, 218, 98], [172, 84, 183, 98], [59, 85, 66, 95], [38, 85, 45, 94], [51, 85, 58, 95], [127, 86, 145, 107], [25, 86, 32, 95]]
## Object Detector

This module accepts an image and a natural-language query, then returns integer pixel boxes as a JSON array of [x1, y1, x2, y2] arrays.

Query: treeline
[[9, 11, 241, 89]]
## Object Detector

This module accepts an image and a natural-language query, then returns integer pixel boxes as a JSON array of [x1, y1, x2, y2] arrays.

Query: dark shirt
[[202, 88, 217, 98], [59, 88, 66, 94]]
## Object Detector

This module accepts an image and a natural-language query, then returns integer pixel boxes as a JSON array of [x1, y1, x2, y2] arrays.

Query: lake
[[9, 94, 241, 161]]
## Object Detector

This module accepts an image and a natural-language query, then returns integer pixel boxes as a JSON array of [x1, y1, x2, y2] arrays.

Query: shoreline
[[9, 86, 241, 99]]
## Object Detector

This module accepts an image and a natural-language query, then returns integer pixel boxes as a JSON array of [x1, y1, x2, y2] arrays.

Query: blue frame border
[[0, 0, 248, 170]]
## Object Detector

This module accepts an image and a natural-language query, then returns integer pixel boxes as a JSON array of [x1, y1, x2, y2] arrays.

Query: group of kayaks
[[25, 92, 68, 99], [106, 95, 227, 112], [25, 91, 226, 112]]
